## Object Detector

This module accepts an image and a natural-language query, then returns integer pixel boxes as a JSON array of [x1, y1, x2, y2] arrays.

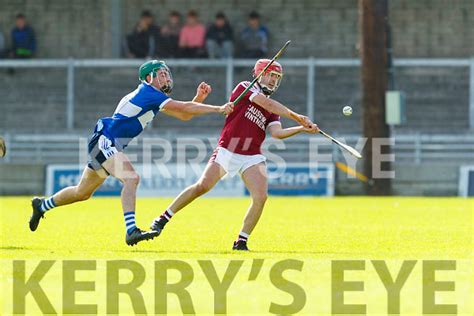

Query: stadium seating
[[1, 65, 469, 134], [0, 0, 471, 134], [0, 68, 67, 131]]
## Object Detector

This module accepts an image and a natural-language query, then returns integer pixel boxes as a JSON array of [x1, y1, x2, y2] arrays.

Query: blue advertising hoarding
[[247, 163, 334, 196], [47, 163, 334, 197], [46, 165, 122, 196]]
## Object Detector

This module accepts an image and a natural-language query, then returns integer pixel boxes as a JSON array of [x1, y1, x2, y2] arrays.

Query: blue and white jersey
[[95, 83, 171, 149]]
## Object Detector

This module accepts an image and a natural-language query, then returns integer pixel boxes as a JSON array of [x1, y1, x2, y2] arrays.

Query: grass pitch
[[1, 197, 473, 314]]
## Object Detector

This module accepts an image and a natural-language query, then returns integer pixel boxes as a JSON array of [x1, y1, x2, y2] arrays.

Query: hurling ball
[[342, 106, 353, 116]]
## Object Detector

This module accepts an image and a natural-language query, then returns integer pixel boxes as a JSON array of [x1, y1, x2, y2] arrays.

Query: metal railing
[[1, 132, 473, 165], [0, 57, 473, 130]]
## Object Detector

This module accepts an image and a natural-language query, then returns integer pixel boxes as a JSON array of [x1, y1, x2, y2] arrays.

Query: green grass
[[1, 197, 473, 314]]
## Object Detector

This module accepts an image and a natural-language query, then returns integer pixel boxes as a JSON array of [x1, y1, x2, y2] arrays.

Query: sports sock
[[40, 196, 57, 212], [155, 208, 174, 228], [237, 231, 249, 243], [124, 211, 137, 235]]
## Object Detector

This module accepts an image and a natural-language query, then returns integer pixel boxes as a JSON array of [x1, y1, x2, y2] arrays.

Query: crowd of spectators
[[124, 10, 270, 59], [1, 10, 270, 60]]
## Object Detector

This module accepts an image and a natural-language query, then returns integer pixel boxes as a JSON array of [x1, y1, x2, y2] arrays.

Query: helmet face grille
[[254, 59, 283, 95], [139, 60, 174, 94]]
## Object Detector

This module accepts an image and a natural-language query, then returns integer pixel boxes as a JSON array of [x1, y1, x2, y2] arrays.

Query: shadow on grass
[[118, 249, 354, 256], [0, 246, 356, 257], [0, 246, 30, 250], [0, 246, 54, 252]]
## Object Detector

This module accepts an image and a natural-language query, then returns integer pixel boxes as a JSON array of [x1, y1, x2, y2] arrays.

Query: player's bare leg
[[102, 152, 139, 214], [54, 167, 107, 205], [101, 152, 159, 246], [29, 166, 106, 231], [150, 162, 226, 232], [233, 162, 268, 251], [169, 162, 226, 212]]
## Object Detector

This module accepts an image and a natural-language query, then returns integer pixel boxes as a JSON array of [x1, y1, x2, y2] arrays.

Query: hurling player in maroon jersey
[[151, 59, 319, 250]]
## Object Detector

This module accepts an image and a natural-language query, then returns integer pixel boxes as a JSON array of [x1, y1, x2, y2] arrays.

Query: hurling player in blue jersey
[[29, 60, 234, 246]]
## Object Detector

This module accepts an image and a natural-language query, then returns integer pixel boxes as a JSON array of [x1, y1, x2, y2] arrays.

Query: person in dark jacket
[[159, 11, 182, 58], [206, 12, 234, 59], [125, 10, 160, 58], [11, 13, 36, 58], [239, 11, 269, 58]]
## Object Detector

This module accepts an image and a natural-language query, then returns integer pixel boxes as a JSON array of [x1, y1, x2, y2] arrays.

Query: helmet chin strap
[[160, 84, 172, 94], [143, 71, 172, 94], [257, 81, 274, 96]]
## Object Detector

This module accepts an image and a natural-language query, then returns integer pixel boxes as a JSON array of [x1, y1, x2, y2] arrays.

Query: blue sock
[[40, 196, 56, 212], [124, 212, 137, 235]]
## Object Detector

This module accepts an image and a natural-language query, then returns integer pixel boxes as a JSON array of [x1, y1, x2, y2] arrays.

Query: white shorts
[[211, 147, 266, 177]]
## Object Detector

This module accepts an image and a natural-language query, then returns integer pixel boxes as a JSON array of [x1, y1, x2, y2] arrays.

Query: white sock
[[237, 231, 249, 242]]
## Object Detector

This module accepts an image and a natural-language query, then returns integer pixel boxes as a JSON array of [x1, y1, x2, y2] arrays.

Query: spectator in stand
[[11, 13, 36, 58], [160, 11, 182, 58], [206, 12, 234, 59], [239, 11, 269, 58], [124, 10, 160, 58], [179, 10, 206, 58]]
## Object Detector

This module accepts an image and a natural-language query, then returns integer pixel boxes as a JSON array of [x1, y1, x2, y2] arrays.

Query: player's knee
[[194, 181, 212, 196], [75, 188, 93, 201], [123, 173, 140, 187]]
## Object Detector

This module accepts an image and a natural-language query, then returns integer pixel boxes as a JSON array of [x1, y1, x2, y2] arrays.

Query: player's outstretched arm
[[161, 82, 214, 121], [161, 109, 194, 121], [252, 94, 312, 128], [162, 100, 234, 116], [268, 123, 319, 140]]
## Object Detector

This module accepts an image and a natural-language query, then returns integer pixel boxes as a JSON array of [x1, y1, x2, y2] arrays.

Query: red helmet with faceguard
[[253, 59, 283, 95]]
